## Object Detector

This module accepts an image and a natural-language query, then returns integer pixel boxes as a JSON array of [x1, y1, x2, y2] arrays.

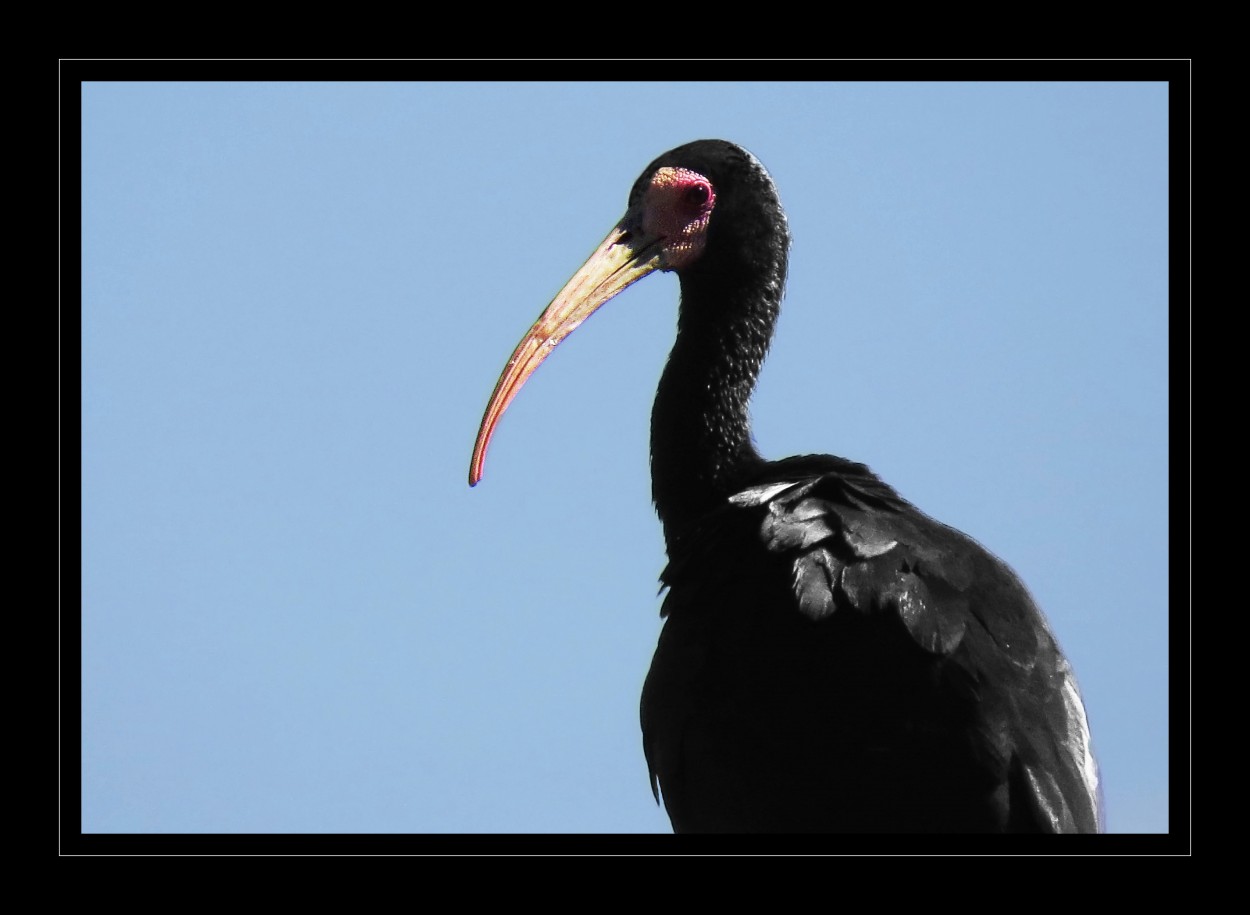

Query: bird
[[468, 139, 1101, 833]]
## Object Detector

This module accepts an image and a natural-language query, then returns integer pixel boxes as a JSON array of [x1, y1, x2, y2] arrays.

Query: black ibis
[[469, 140, 1101, 833]]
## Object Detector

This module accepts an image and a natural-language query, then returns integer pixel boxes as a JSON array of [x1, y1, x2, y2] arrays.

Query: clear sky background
[[79, 78, 1172, 836]]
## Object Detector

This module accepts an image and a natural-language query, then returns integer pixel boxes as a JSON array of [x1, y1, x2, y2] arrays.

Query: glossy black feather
[[642, 458, 1100, 832], [631, 141, 1099, 833]]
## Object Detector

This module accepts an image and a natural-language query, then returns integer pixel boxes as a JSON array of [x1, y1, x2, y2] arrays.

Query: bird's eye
[[685, 183, 711, 207]]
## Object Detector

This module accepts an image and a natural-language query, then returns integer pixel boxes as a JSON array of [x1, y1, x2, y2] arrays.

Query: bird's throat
[[650, 276, 779, 547]]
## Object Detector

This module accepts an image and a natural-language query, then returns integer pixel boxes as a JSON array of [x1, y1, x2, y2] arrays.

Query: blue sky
[[79, 78, 1173, 837]]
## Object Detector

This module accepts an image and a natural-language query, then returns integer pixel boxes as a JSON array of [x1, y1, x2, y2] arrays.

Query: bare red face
[[638, 167, 716, 270]]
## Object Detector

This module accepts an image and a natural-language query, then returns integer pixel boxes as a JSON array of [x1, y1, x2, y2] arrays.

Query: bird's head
[[468, 140, 787, 486]]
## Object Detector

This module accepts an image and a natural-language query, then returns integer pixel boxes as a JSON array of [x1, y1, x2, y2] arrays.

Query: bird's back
[[641, 456, 1100, 833]]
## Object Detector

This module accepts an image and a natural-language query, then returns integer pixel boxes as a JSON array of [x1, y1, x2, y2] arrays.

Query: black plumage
[[471, 140, 1100, 833]]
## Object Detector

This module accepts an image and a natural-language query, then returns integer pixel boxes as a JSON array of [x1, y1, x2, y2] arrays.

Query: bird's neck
[[650, 266, 781, 548]]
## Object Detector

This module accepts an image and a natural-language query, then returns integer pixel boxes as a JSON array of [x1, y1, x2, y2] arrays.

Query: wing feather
[[644, 465, 1101, 832]]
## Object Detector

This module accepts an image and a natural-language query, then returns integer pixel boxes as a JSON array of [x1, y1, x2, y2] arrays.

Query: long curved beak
[[469, 219, 664, 486]]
